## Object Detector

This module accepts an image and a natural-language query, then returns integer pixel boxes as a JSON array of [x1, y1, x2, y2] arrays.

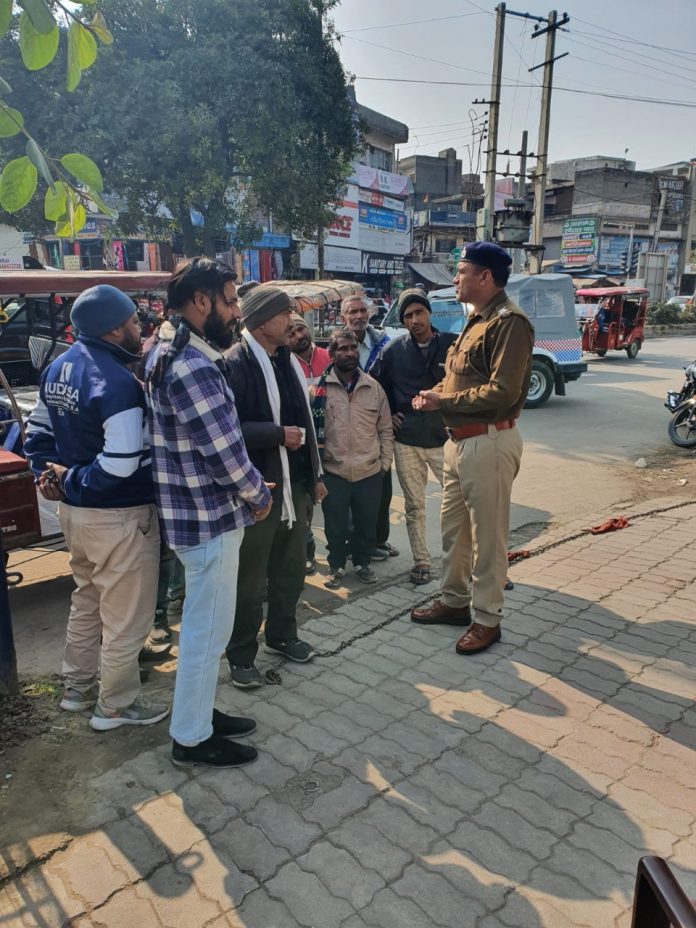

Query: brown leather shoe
[[411, 599, 472, 627], [455, 622, 501, 655]]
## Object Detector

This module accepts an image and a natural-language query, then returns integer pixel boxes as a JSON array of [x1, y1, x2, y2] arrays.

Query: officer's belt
[[445, 419, 516, 440]]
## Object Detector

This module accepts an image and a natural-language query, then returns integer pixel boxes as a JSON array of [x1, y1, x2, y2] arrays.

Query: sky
[[331, 0, 696, 175]]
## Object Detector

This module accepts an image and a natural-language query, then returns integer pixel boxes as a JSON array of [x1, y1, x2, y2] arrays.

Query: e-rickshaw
[[577, 286, 648, 359], [0, 269, 170, 387], [0, 270, 170, 561], [265, 278, 366, 339]]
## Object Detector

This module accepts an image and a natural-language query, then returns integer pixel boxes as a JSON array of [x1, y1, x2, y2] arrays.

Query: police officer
[[410, 242, 533, 655]]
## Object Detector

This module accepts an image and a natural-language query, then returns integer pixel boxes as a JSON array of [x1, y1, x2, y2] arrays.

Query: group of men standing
[[24, 241, 533, 770]]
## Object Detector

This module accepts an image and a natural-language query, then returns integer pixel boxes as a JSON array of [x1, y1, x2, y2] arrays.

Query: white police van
[[383, 273, 586, 409]]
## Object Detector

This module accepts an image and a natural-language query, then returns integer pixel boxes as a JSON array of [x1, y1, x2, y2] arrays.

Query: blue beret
[[460, 242, 512, 275], [70, 285, 136, 337]]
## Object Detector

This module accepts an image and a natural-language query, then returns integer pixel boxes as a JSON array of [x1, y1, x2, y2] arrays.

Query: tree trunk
[[202, 217, 217, 260], [316, 225, 325, 280], [179, 204, 197, 257], [0, 534, 18, 699]]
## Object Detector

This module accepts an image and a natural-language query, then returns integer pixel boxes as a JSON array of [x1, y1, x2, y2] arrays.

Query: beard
[[123, 331, 142, 355], [204, 304, 239, 349]]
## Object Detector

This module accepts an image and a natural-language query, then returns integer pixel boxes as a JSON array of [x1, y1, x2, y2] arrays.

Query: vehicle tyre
[[595, 349, 607, 357], [626, 340, 640, 359], [668, 405, 696, 448], [525, 360, 554, 409]]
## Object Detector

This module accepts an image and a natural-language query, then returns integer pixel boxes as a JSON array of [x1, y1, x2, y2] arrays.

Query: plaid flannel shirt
[[146, 331, 270, 550]]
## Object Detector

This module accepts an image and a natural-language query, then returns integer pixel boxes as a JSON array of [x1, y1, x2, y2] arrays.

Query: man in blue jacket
[[24, 285, 168, 732]]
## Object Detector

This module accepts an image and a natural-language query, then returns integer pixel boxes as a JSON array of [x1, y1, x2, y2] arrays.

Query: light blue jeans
[[171, 527, 243, 746]]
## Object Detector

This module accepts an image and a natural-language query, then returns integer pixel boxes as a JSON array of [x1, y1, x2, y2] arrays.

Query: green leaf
[[87, 189, 118, 219], [0, 0, 12, 37], [26, 138, 56, 192], [60, 153, 103, 192], [44, 181, 69, 220], [17, 0, 55, 34], [19, 11, 59, 70], [0, 156, 38, 212], [69, 21, 97, 71], [66, 23, 81, 90], [90, 11, 113, 45], [73, 202, 86, 234], [0, 77, 12, 95], [55, 214, 73, 237], [0, 106, 24, 138]]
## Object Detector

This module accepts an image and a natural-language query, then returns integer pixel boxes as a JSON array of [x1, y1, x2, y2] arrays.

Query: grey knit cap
[[241, 286, 293, 329]]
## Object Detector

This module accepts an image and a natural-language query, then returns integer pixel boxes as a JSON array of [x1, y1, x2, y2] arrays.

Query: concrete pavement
[[2, 497, 696, 927]]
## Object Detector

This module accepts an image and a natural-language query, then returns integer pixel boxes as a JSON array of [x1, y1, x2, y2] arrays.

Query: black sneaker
[[212, 708, 256, 738], [305, 557, 317, 575], [265, 637, 315, 662], [229, 664, 264, 688], [354, 565, 378, 584], [172, 734, 258, 768], [367, 547, 389, 561], [138, 640, 172, 662]]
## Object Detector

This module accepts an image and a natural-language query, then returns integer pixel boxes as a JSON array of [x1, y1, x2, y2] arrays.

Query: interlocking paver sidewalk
[[2, 501, 696, 927]]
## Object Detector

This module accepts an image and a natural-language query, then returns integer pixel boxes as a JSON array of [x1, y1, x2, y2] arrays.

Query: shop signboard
[[561, 217, 597, 266], [324, 184, 360, 249], [358, 204, 411, 255], [299, 244, 362, 274], [355, 164, 412, 198], [360, 252, 404, 276], [358, 188, 405, 212]]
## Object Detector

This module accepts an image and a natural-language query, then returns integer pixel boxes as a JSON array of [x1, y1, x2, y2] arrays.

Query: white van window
[[520, 290, 565, 319]]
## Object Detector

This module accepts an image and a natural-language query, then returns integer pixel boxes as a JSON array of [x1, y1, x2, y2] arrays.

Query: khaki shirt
[[435, 290, 534, 425]]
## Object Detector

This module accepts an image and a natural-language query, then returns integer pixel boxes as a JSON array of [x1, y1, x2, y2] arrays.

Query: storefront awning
[[407, 262, 454, 287]]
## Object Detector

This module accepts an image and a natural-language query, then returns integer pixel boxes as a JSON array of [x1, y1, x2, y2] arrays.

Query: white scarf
[[244, 330, 314, 526]]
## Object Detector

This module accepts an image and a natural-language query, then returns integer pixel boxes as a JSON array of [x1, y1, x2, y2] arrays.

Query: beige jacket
[[322, 368, 393, 482]]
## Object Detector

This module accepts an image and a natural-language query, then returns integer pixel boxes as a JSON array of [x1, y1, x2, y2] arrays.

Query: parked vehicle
[[0, 269, 170, 386], [665, 360, 696, 448], [383, 273, 587, 409], [666, 295, 694, 311], [577, 286, 648, 359]]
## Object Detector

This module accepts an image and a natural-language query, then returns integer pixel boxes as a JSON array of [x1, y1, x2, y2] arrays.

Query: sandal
[[410, 564, 431, 585]]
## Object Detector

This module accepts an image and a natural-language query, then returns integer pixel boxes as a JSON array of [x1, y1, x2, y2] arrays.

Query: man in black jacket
[[372, 289, 457, 585], [224, 287, 326, 688]]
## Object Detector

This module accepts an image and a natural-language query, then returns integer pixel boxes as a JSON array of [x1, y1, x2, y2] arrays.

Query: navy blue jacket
[[24, 336, 154, 508], [371, 328, 457, 448]]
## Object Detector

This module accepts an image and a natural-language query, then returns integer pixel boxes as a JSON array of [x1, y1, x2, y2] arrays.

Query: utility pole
[[529, 10, 569, 274], [480, 2, 506, 241], [513, 129, 528, 273]]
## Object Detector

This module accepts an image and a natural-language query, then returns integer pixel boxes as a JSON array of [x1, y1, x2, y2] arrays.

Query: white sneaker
[[89, 695, 169, 731], [60, 684, 99, 712]]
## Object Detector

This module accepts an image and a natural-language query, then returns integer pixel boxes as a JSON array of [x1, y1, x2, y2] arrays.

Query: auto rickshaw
[[577, 286, 648, 359]]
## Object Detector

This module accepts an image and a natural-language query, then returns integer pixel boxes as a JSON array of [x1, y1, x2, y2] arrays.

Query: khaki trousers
[[59, 503, 159, 711], [393, 442, 445, 566], [440, 426, 522, 627]]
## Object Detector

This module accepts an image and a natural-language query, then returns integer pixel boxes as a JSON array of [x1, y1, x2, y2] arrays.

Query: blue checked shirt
[[145, 331, 270, 550]]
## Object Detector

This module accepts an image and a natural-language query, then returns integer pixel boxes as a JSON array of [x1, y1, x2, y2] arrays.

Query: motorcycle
[[665, 361, 696, 448]]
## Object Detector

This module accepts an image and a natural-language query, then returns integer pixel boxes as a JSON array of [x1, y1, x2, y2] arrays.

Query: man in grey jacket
[[312, 328, 393, 589]]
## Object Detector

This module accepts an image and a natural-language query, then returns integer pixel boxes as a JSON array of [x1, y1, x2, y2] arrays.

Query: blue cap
[[70, 285, 137, 337], [460, 242, 512, 277]]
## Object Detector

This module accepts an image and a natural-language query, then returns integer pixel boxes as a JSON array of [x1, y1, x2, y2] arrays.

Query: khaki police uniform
[[434, 290, 534, 627]]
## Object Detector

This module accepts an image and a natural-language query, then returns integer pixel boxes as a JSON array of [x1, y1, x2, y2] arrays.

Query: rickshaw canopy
[[256, 279, 365, 313], [0, 270, 171, 298]]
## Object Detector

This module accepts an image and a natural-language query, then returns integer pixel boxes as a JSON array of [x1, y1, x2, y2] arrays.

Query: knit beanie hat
[[398, 288, 431, 323], [70, 285, 137, 337], [241, 286, 293, 330], [289, 311, 310, 330]]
